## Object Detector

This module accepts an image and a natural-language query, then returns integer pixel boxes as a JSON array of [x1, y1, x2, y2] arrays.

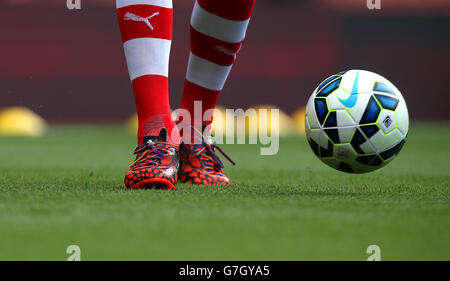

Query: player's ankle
[[177, 122, 212, 145], [138, 115, 181, 145]]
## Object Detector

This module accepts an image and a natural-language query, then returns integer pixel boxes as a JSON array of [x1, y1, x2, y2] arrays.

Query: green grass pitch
[[0, 123, 448, 260]]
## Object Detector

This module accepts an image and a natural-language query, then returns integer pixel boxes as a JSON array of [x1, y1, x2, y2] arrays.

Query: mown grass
[[0, 123, 448, 260]]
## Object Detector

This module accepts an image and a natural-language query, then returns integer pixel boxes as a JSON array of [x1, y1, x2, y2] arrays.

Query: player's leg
[[178, 0, 255, 185], [117, 0, 179, 190]]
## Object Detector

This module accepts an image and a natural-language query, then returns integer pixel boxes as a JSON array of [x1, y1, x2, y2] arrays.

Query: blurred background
[[1, 0, 450, 125]]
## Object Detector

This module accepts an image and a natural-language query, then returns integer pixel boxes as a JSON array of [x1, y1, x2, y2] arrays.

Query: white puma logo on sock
[[124, 12, 159, 31], [215, 45, 242, 60]]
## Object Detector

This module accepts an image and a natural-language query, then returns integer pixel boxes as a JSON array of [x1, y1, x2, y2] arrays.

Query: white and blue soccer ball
[[305, 70, 409, 173]]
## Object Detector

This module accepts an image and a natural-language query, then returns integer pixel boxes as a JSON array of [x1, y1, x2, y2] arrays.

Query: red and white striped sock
[[179, 0, 255, 133], [117, 0, 179, 145]]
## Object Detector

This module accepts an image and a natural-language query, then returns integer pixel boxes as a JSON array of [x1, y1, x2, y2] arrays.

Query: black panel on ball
[[350, 129, 366, 154], [360, 96, 381, 124], [369, 155, 383, 166], [338, 162, 353, 173], [380, 140, 405, 160], [374, 94, 399, 110], [324, 129, 340, 144], [308, 138, 320, 157], [314, 98, 329, 125], [324, 111, 337, 127], [356, 154, 376, 165], [319, 140, 334, 158], [316, 78, 342, 97], [360, 125, 380, 139]]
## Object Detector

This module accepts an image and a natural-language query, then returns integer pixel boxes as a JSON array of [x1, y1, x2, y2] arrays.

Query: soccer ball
[[305, 70, 409, 173]]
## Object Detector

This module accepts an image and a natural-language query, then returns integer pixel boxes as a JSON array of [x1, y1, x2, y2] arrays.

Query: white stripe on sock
[[123, 38, 171, 81], [116, 0, 172, 9], [190, 1, 250, 44], [186, 52, 232, 91]]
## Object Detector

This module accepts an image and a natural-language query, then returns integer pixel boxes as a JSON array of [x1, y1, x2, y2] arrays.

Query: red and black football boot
[[178, 129, 235, 185], [124, 129, 179, 190]]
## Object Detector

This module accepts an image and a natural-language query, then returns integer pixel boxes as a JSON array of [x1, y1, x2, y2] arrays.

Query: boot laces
[[131, 140, 176, 169], [189, 127, 235, 173]]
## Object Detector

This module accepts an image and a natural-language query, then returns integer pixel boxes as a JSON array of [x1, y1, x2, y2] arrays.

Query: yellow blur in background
[[127, 105, 306, 136], [0, 107, 47, 137], [126, 113, 139, 134], [245, 105, 295, 136], [0, 105, 304, 138], [291, 107, 306, 134]]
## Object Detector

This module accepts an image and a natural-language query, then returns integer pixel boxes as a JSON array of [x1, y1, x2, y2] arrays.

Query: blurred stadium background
[[1, 0, 450, 261], [0, 0, 449, 126]]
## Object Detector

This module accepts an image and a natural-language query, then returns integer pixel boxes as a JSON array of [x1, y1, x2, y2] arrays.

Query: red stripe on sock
[[179, 79, 221, 128], [117, 5, 173, 42], [179, 0, 255, 133], [132, 75, 178, 144], [190, 26, 242, 66], [197, 0, 255, 21]]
